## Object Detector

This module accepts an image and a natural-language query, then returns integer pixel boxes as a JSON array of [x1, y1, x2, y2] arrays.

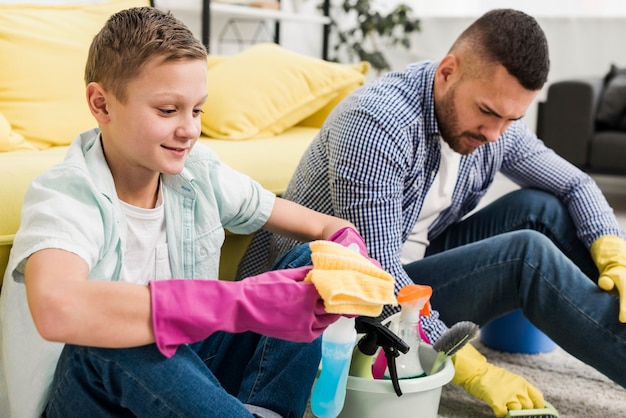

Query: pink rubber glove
[[150, 266, 340, 357], [328, 226, 381, 267]]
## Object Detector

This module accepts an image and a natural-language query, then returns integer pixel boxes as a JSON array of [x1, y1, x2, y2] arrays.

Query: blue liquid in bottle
[[310, 317, 356, 418]]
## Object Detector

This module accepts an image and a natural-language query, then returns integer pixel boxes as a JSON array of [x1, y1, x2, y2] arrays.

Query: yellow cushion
[[201, 43, 368, 140], [207, 54, 230, 70], [0, 146, 69, 284], [0, 111, 36, 152], [0, 0, 150, 150], [298, 61, 371, 128], [200, 126, 318, 195]]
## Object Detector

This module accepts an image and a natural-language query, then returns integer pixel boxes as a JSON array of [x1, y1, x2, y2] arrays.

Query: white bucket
[[338, 313, 455, 418], [338, 344, 454, 418]]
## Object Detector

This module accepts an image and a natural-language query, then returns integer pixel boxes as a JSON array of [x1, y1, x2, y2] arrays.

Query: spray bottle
[[348, 317, 410, 396], [383, 284, 432, 380], [310, 316, 357, 418]]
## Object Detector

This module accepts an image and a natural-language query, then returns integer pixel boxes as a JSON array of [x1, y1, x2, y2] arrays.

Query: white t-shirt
[[119, 184, 171, 284], [401, 138, 460, 264]]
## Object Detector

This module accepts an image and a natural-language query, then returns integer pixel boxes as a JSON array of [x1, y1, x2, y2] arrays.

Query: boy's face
[[99, 56, 208, 178]]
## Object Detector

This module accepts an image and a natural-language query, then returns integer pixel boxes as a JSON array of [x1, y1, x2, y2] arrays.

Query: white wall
[[296, 0, 626, 131], [405, 15, 626, 130], [156, 0, 326, 57]]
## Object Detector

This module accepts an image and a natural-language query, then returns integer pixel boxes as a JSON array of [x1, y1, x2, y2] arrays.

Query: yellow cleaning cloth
[[305, 240, 397, 316]]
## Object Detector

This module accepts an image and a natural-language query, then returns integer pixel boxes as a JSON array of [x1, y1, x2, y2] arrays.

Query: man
[[239, 8, 626, 417]]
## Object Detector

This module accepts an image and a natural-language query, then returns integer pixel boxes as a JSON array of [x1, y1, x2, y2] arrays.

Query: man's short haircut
[[451, 8, 549, 91], [85, 7, 207, 102]]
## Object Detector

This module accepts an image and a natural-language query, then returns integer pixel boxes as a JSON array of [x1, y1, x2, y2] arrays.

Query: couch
[[0, 0, 369, 287], [536, 66, 626, 175]]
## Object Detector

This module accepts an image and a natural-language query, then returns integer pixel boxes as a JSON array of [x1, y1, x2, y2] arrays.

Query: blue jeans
[[44, 245, 319, 418], [403, 188, 626, 388]]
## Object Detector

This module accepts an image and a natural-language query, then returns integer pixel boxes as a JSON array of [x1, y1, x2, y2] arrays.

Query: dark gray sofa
[[536, 74, 626, 175]]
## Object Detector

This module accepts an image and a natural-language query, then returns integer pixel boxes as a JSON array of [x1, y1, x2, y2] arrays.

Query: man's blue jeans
[[43, 246, 318, 418], [403, 188, 626, 388]]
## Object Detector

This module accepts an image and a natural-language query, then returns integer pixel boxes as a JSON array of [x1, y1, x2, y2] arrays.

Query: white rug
[[436, 340, 626, 418]]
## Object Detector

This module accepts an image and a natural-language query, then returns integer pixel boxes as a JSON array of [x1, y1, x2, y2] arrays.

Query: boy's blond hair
[[85, 7, 207, 102]]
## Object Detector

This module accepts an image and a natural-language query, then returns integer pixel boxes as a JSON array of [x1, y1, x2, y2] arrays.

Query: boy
[[0, 7, 376, 417]]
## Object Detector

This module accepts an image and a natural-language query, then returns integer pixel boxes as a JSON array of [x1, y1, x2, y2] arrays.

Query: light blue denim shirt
[[0, 128, 275, 418]]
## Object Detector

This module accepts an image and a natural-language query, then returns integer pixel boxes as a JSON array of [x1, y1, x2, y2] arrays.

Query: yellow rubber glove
[[590, 235, 626, 323], [452, 344, 545, 417]]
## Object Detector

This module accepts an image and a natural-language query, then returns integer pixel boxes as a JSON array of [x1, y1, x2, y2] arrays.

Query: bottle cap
[[397, 284, 432, 316]]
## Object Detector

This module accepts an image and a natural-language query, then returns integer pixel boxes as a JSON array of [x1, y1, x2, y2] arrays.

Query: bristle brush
[[429, 321, 479, 375], [503, 401, 560, 417]]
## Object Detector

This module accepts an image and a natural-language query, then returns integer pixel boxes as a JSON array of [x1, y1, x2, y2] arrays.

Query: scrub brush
[[429, 321, 479, 375], [503, 401, 560, 417]]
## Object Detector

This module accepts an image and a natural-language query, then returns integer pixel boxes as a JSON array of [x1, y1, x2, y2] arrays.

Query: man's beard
[[436, 84, 487, 155]]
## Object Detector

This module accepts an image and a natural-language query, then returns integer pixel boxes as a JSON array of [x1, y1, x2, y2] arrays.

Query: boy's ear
[[86, 82, 110, 123]]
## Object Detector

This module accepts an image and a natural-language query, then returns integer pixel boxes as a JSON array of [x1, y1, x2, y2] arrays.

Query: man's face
[[434, 60, 539, 155]]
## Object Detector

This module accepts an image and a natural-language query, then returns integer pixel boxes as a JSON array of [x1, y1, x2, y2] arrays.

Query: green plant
[[321, 0, 421, 75]]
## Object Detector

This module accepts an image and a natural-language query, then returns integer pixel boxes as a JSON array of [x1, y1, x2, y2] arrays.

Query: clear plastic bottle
[[310, 316, 357, 418], [384, 284, 432, 380]]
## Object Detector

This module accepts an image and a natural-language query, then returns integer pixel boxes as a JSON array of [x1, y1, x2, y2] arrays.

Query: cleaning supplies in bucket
[[310, 316, 357, 418], [391, 284, 432, 379], [349, 317, 409, 396], [339, 319, 455, 418], [374, 284, 432, 382], [429, 321, 480, 375]]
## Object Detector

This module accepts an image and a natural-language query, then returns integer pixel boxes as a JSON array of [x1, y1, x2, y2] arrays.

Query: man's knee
[[505, 188, 565, 212], [508, 229, 553, 245]]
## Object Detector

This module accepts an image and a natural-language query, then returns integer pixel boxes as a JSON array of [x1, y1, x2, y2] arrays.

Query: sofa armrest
[[536, 78, 604, 168]]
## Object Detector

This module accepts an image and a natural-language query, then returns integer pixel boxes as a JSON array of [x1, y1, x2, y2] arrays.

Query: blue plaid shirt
[[239, 60, 624, 341]]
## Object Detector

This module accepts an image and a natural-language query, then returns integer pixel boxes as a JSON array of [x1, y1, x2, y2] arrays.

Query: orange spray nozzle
[[397, 284, 432, 316]]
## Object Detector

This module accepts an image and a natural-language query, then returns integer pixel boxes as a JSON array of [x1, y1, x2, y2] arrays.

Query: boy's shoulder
[[32, 128, 114, 197]]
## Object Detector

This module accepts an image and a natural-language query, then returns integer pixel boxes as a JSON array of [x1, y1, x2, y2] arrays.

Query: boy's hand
[[327, 226, 382, 267], [150, 266, 339, 358]]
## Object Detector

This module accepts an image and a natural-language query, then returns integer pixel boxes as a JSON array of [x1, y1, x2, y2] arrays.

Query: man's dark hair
[[451, 8, 549, 90]]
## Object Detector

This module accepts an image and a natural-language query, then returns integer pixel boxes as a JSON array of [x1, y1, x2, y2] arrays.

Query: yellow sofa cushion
[[207, 54, 230, 70], [0, 111, 36, 152], [297, 61, 371, 128], [0, 0, 149, 150], [0, 146, 69, 286], [201, 43, 368, 140], [201, 126, 319, 195]]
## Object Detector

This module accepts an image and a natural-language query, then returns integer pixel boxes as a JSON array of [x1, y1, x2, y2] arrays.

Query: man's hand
[[590, 235, 626, 323], [452, 344, 545, 417]]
